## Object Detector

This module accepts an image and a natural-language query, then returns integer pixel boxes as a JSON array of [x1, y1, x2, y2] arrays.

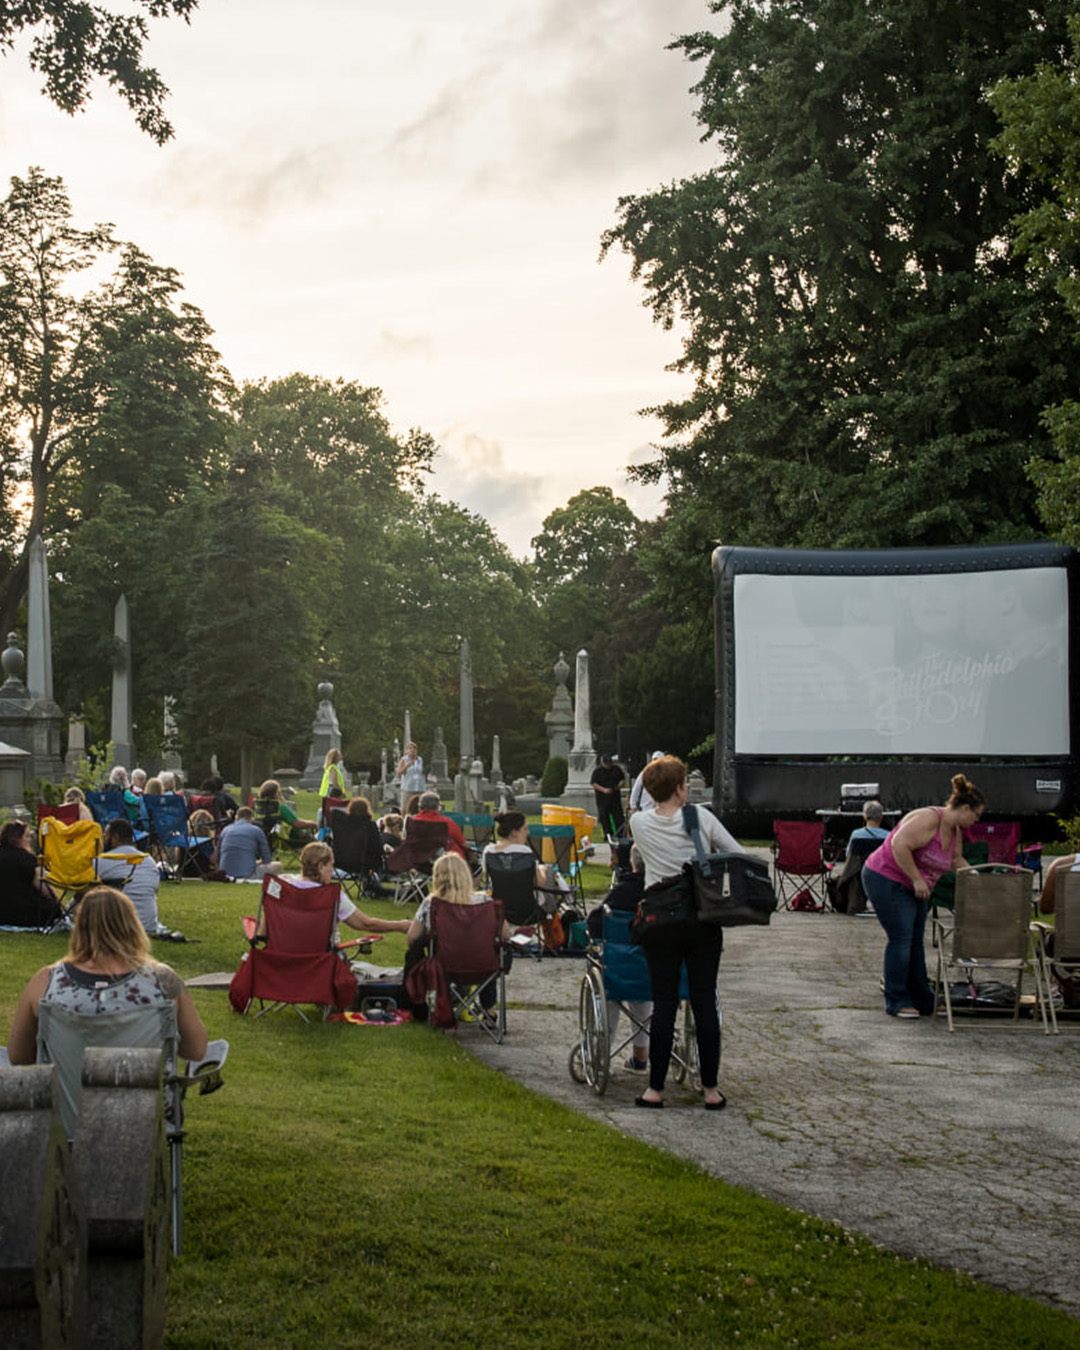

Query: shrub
[[540, 755, 568, 797]]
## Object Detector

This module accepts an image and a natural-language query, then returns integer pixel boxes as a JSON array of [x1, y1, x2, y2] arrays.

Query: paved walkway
[[462, 873, 1080, 1317]]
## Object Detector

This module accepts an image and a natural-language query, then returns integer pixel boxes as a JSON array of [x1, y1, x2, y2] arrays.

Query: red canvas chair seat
[[428, 897, 507, 1041], [772, 820, 830, 912], [231, 876, 358, 1019], [964, 821, 1021, 866]]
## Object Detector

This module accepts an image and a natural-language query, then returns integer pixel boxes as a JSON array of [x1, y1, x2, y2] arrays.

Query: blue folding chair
[[142, 793, 192, 881]]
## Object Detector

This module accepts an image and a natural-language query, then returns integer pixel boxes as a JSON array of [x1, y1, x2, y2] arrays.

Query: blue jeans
[[862, 867, 934, 1015]]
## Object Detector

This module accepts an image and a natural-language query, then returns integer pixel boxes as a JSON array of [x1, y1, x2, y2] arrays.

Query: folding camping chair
[[428, 896, 508, 1043], [771, 821, 830, 911], [827, 834, 881, 914], [527, 823, 585, 903], [142, 793, 192, 880], [1032, 869, 1080, 1034], [84, 788, 127, 829], [38, 816, 103, 919], [328, 809, 386, 901], [444, 812, 495, 855], [37, 801, 80, 828], [36, 998, 227, 1257], [386, 818, 449, 906], [230, 875, 359, 1021], [485, 849, 550, 959], [932, 865, 1050, 1033]]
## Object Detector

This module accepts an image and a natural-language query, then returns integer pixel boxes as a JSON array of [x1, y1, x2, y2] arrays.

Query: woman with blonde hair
[[319, 748, 347, 798], [63, 786, 94, 822], [289, 841, 410, 937], [404, 854, 510, 1021], [6, 886, 208, 1069]]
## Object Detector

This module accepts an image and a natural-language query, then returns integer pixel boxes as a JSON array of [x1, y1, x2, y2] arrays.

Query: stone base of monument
[[0, 1065, 87, 1350]]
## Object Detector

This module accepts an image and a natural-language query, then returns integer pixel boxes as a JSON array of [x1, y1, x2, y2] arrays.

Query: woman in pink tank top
[[863, 774, 985, 1019]]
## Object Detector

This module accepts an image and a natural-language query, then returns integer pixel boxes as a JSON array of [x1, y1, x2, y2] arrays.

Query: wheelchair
[[568, 906, 721, 1096]]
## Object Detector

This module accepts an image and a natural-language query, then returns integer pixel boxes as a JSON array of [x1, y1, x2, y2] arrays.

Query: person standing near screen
[[861, 775, 984, 1019]]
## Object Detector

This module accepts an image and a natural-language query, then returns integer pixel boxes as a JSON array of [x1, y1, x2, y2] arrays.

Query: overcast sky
[[0, 0, 719, 556]]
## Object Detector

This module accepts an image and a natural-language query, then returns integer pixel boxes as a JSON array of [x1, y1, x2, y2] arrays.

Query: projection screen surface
[[732, 567, 1069, 756]]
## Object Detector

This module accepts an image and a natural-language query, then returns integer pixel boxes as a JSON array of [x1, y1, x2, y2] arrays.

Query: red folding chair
[[964, 821, 1021, 866], [230, 875, 358, 1021], [429, 897, 508, 1042], [771, 820, 830, 911], [386, 819, 449, 906], [37, 801, 80, 827]]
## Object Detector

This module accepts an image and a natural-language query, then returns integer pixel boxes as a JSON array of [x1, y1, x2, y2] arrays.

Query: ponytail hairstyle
[[946, 774, 985, 812], [494, 810, 526, 839]]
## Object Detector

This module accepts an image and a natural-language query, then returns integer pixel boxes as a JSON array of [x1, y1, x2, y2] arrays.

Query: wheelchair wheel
[[578, 965, 610, 1095], [568, 1043, 585, 1084]]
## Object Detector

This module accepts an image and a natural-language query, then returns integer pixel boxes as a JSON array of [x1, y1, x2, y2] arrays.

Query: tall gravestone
[[0, 535, 65, 785], [455, 640, 484, 811], [562, 648, 597, 812], [544, 652, 573, 762], [431, 726, 452, 799], [0, 633, 60, 796], [110, 596, 135, 770], [300, 682, 343, 791]]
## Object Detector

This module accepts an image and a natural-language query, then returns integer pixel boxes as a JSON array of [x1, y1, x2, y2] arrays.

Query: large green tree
[[603, 1, 1077, 566], [991, 14, 1080, 546], [530, 486, 645, 752], [0, 169, 230, 746], [1, 1, 197, 142]]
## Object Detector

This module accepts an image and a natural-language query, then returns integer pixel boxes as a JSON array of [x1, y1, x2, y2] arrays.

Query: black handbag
[[630, 874, 693, 946], [682, 805, 777, 927]]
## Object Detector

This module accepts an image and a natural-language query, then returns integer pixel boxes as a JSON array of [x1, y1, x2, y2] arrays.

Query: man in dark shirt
[[590, 754, 626, 839]]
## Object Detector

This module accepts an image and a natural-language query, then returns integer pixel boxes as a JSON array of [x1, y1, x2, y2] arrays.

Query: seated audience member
[[96, 817, 169, 936], [216, 806, 284, 881], [285, 841, 411, 938], [343, 797, 388, 890], [317, 785, 347, 834], [1038, 851, 1080, 916], [200, 775, 238, 824], [0, 820, 63, 929], [404, 853, 511, 1020], [63, 786, 94, 822], [159, 770, 184, 797], [144, 777, 164, 796], [846, 800, 889, 855], [6, 886, 208, 1082], [409, 791, 473, 863], [184, 809, 216, 879], [130, 768, 147, 794], [257, 779, 316, 846], [586, 844, 650, 1073], [378, 813, 404, 860], [109, 764, 142, 823], [482, 811, 561, 911], [402, 793, 421, 822]]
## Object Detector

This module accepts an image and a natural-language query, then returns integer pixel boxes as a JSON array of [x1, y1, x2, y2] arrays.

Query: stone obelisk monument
[[110, 594, 135, 769], [562, 648, 597, 811]]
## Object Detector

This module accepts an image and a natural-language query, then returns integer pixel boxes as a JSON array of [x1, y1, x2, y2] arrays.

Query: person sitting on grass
[[96, 817, 169, 937], [216, 806, 284, 882]]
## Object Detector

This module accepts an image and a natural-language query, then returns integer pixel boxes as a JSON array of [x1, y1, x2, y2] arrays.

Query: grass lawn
[[2, 867, 1077, 1347]]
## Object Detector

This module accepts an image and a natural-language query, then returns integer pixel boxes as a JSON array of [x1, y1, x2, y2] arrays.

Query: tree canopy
[[0, 1, 197, 142], [603, 0, 1077, 558], [991, 14, 1080, 546]]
